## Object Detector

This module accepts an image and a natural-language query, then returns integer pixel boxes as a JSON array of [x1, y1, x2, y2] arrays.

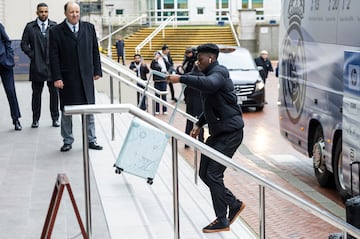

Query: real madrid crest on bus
[[280, 0, 307, 123]]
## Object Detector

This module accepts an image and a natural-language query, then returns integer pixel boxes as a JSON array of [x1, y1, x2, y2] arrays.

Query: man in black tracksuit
[[167, 43, 246, 233]]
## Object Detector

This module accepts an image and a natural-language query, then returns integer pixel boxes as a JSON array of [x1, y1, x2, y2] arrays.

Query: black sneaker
[[202, 218, 230, 233], [228, 200, 246, 225]]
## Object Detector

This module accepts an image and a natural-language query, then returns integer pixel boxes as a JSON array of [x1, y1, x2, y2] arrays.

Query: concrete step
[[105, 26, 237, 61]]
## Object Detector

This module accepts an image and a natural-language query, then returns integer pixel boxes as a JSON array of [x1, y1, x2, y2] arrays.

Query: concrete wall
[[3, 0, 68, 39], [255, 24, 279, 60], [263, 0, 281, 24], [189, 0, 217, 24], [238, 9, 256, 54]]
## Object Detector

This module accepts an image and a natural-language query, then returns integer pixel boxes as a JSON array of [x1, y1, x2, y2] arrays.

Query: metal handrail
[[227, 12, 240, 47], [98, 14, 147, 43], [135, 16, 176, 54], [100, 54, 198, 123], [66, 103, 360, 239]]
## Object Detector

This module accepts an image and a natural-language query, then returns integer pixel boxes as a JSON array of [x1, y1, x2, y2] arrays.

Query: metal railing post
[[259, 185, 266, 239], [82, 114, 92, 239], [194, 149, 198, 185], [172, 137, 180, 239], [110, 75, 115, 140], [343, 230, 348, 239], [227, 12, 240, 47], [118, 81, 121, 104], [64, 103, 360, 239]]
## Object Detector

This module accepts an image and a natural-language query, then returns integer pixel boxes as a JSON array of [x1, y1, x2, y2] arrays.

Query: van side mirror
[[257, 66, 264, 71]]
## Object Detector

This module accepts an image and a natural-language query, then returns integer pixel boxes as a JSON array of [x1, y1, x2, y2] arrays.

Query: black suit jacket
[[49, 20, 102, 110], [180, 61, 244, 137], [21, 19, 57, 82]]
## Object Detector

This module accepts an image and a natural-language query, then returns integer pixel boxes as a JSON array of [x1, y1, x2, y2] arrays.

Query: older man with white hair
[[255, 50, 273, 84], [49, 1, 103, 152]]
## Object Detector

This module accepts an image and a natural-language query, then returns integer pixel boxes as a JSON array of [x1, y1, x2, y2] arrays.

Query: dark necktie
[[73, 25, 78, 37], [41, 22, 46, 36]]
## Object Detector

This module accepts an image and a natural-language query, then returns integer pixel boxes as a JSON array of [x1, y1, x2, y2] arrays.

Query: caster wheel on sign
[[115, 167, 123, 174], [147, 178, 153, 185]]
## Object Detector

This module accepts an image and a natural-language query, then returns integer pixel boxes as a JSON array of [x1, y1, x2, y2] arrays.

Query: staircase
[[109, 26, 237, 62]]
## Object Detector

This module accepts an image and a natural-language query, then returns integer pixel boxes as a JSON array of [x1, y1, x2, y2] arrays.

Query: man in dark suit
[[49, 1, 103, 152], [0, 23, 22, 130], [129, 53, 149, 110], [115, 35, 125, 65], [177, 47, 204, 148], [160, 44, 177, 102], [21, 2, 60, 128]]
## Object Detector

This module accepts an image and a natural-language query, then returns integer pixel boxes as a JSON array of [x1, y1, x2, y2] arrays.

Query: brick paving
[[155, 67, 345, 238]]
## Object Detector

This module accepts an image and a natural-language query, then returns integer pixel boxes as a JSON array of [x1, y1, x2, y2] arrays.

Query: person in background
[[255, 50, 273, 84], [115, 35, 125, 65], [150, 51, 167, 115], [176, 47, 204, 148], [0, 23, 22, 131], [167, 43, 246, 233], [49, 1, 103, 152], [129, 53, 150, 110], [255, 50, 273, 104], [21, 2, 60, 128], [160, 44, 177, 102]]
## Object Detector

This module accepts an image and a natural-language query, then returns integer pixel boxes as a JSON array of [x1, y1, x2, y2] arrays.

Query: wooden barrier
[[41, 173, 88, 239]]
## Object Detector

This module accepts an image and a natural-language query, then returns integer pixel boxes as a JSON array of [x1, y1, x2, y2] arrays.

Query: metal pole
[[107, 6, 115, 141], [194, 148, 198, 185], [343, 230, 348, 239], [259, 185, 265, 239], [110, 75, 114, 140], [118, 80, 121, 104], [171, 137, 180, 239], [107, 19, 112, 60], [82, 114, 92, 239]]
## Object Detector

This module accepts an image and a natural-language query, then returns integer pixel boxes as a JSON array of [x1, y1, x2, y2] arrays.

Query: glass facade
[[148, 0, 270, 23], [177, 0, 187, 8], [242, 0, 263, 9], [164, 0, 174, 9], [216, 0, 229, 21], [154, 0, 189, 21], [242, 0, 248, 8], [252, 0, 263, 8], [241, 0, 264, 21]]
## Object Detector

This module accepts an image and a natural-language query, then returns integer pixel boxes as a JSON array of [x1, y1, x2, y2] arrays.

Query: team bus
[[278, 0, 359, 200]]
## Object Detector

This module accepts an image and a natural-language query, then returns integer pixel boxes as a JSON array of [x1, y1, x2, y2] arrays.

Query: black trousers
[[32, 81, 59, 122], [0, 66, 21, 123], [168, 82, 175, 99], [117, 55, 125, 65], [199, 128, 243, 219], [137, 83, 147, 110]]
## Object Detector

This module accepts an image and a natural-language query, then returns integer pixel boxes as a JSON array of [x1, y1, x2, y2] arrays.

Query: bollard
[[346, 196, 360, 239]]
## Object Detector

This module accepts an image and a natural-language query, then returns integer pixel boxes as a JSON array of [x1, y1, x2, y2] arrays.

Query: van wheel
[[312, 126, 333, 187], [333, 139, 350, 200]]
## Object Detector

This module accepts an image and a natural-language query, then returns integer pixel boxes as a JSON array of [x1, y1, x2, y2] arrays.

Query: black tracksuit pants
[[199, 128, 243, 220]]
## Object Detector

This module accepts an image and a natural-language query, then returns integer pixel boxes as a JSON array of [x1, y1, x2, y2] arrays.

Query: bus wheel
[[312, 126, 333, 187], [333, 139, 350, 200]]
